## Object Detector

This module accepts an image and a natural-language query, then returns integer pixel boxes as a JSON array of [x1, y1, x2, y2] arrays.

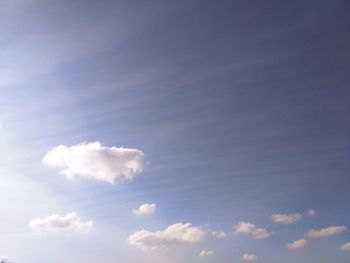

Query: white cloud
[[286, 239, 308, 249], [241, 253, 257, 262], [128, 223, 206, 249], [234, 221, 271, 239], [133, 203, 156, 215], [42, 142, 145, 184], [271, 213, 303, 224], [29, 212, 93, 234], [211, 231, 226, 239], [340, 242, 350, 251], [307, 226, 347, 238], [306, 209, 316, 217], [199, 250, 214, 257]]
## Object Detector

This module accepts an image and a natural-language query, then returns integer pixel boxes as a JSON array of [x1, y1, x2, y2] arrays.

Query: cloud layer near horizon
[[43, 142, 145, 184]]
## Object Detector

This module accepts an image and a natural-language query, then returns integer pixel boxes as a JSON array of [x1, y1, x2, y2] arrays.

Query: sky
[[0, 0, 349, 262]]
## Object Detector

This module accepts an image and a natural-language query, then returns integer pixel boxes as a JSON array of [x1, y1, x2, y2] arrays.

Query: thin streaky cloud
[[286, 239, 308, 249], [307, 226, 347, 238]]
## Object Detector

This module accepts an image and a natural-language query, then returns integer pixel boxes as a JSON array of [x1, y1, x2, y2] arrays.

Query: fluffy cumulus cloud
[[340, 242, 350, 251], [211, 231, 226, 239], [128, 223, 206, 249], [42, 142, 145, 184], [234, 222, 271, 239], [286, 239, 308, 249], [307, 226, 347, 238], [29, 212, 93, 234], [199, 250, 214, 257], [241, 253, 257, 262], [271, 213, 303, 224], [133, 203, 156, 215]]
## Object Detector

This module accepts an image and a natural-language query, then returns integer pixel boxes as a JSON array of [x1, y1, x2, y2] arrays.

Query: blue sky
[[0, 0, 349, 262]]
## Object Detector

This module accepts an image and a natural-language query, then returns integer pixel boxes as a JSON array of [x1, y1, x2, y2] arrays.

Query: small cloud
[[42, 142, 145, 184], [29, 212, 93, 234], [133, 203, 156, 215], [307, 226, 347, 238], [128, 223, 206, 249], [234, 221, 271, 239], [211, 231, 226, 239], [199, 250, 214, 257], [271, 213, 303, 225], [306, 209, 316, 217], [286, 239, 308, 249], [241, 253, 257, 262], [340, 242, 350, 251], [0, 257, 9, 263]]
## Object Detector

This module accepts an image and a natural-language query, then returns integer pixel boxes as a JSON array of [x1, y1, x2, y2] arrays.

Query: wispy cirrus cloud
[[234, 221, 271, 239], [43, 142, 145, 184], [286, 239, 308, 249], [29, 212, 93, 234], [307, 226, 347, 238], [128, 223, 206, 249], [133, 203, 156, 215]]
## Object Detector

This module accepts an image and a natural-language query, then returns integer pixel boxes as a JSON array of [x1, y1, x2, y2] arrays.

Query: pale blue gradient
[[0, 0, 349, 262]]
